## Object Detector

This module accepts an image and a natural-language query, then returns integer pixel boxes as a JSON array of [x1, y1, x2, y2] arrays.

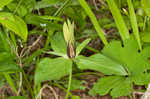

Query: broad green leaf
[[35, 57, 72, 85], [0, 52, 19, 72], [89, 76, 130, 95], [110, 77, 132, 98], [90, 39, 150, 97], [0, 31, 11, 52], [89, 76, 131, 98], [25, 14, 62, 29], [75, 54, 128, 76], [132, 73, 150, 85], [34, 0, 61, 9], [0, 12, 28, 41], [76, 38, 91, 56], [71, 95, 81, 99], [0, 0, 13, 8], [102, 39, 149, 74], [8, 96, 26, 99], [106, 0, 130, 41], [141, 0, 150, 16], [51, 32, 67, 54], [64, 79, 86, 91], [17, 6, 28, 17], [46, 51, 67, 58], [7, 3, 28, 17], [141, 32, 150, 42]]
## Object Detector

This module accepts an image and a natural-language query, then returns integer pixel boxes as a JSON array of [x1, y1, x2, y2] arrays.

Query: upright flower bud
[[63, 20, 76, 58]]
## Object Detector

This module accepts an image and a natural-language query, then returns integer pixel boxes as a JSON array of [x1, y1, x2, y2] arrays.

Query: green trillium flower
[[63, 20, 76, 58]]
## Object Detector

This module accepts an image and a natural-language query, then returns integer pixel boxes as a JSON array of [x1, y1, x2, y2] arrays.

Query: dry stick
[[18, 35, 42, 95], [141, 84, 150, 99], [98, 0, 108, 7], [17, 47, 26, 96], [28, 35, 43, 51], [36, 84, 58, 99], [93, 0, 99, 11], [6, 33, 27, 95], [134, 91, 144, 95]]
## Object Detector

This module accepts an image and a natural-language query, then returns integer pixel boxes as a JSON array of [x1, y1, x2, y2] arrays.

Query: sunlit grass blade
[[127, 0, 142, 50], [106, 0, 130, 41], [78, 0, 108, 45]]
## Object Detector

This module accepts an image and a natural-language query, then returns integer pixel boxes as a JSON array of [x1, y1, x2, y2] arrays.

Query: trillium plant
[[34, 18, 150, 99]]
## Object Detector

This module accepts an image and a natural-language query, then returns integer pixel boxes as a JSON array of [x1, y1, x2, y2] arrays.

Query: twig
[[141, 84, 150, 99], [36, 84, 58, 99], [17, 47, 26, 96], [93, 0, 99, 10], [98, 0, 108, 7], [28, 35, 43, 51], [134, 91, 144, 95]]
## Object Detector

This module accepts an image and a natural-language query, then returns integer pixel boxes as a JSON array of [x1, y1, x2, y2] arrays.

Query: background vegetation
[[0, 0, 150, 99]]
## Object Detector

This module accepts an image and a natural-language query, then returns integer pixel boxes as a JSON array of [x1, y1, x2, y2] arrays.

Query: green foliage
[[71, 95, 81, 99], [78, 0, 108, 45], [141, 32, 150, 42], [0, 12, 28, 41], [8, 96, 26, 99], [89, 39, 150, 98], [25, 14, 63, 27], [64, 79, 86, 91], [0, 0, 13, 8], [0, 52, 19, 72], [35, 57, 72, 86], [63, 20, 75, 45], [51, 32, 67, 54], [127, 0, 141, 50], [89, 76, 132, 97], [141, 0, 150, 16], [106, 0, 130, 41], [0, 0, 150, 98], [75, 54, 127, 76], [76, 38, 91, 56], [7, 3, 28, 17]]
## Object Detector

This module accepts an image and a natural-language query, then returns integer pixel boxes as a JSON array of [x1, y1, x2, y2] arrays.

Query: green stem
[[65, 68, 72, 99]]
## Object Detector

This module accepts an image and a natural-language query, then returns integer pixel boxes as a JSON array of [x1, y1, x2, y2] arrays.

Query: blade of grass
[[78, 0, 108, 45], [4, 73, 17, 94], [127, 0, 142, 50], [106, 0, 130, 41]]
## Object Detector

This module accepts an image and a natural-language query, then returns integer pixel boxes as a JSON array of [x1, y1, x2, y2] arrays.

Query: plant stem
[[65, 68, 72, 99]]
